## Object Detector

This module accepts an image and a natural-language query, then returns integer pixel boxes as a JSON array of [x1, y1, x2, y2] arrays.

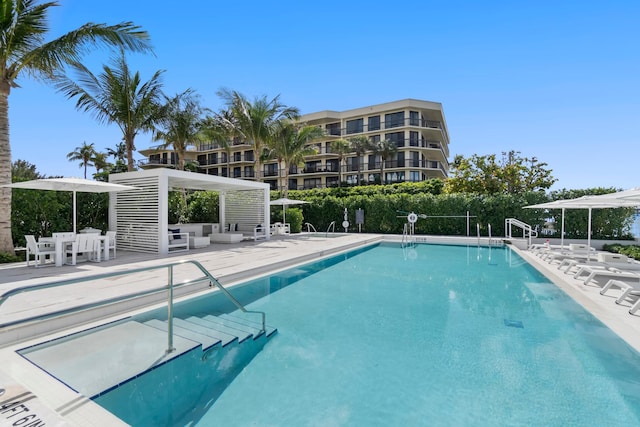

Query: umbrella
[[269, 197, 309, 225], [3, 177, 138, 233], [525, 194, 640, 257]]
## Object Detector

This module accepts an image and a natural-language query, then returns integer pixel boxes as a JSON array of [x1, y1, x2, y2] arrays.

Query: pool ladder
[[304, 221, 336, 237]]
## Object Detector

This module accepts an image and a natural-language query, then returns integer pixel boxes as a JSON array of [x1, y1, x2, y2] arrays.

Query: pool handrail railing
[[326, 221, 336, 236], [0, 260, 266, 354]]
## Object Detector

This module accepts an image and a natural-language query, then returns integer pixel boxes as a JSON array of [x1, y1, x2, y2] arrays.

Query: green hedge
[[602, 244, 640, 260]]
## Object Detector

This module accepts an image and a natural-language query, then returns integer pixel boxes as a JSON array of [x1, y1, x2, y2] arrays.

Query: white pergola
[[108, 169, 271, 254]]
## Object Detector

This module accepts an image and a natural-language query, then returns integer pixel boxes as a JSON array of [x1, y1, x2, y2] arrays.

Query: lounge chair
[[540, 243, 595, 264], [25, 235, 56, 267], [598, 279, 640, 314], [563, 253, 640, 276], [582, 268, 640, 287]]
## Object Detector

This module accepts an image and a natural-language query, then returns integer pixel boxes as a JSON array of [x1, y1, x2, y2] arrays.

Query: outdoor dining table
[[39, 234, 110, 266]]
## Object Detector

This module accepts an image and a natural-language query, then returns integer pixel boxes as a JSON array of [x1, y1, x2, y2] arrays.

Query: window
[[304, 178, 322, 189], [244, 150, 254, 162], [233, 152, 242, 162], [368, 115, 380, 131], [264, 163, 278, 177], [409, 131, 420, 147], [304, 161, 321, 173], [244, 166, 254, 177], [346, 118, 363, 134], [326, 122, 341, 136], [385, 131, 405, 148], [410, 151, 421, 167], [221, 167, 228, 177], [396, 152, 405, 168], [233, 167, 241, 178], [208, 153, 218, 164], [368, 154, 378, 170], [409, 111, 420, 126], [370, 134, 380, 144], [221, 153, 228, 163], [326, 176, 339, 187], [346, 157, 359, 172], [410, 171, 421, 182], [326, 159, 339, 172], [385, 111, 404, 128], [197, 154, 206, 165], [288, 178, 298, 190]]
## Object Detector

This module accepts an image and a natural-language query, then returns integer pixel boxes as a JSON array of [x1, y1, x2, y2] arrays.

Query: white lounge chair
[[540, 243, 595, 264], [582, 268, 640, 287], [558, 253, 630, 273], [25, 235, 56, 267]]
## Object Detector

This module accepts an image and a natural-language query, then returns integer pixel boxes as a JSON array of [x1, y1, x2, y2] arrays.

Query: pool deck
[[1, 235, 640, 426]]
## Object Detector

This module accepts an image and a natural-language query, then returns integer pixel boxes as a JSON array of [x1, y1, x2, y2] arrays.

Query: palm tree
[[92, 152, 109, 174], [55, 49, 165, 172], [0, 0, 151, 253], [269, 123, 324, 196], [348, 135, 372, 185], [107, 141, 127, 163], [330, 139, 351, 187], [199, 110, 235, 177], [217, 89, 299, 181], [153, 90, 205, 171], [66, 141, 96, 178], [372, 139, 398, 184]]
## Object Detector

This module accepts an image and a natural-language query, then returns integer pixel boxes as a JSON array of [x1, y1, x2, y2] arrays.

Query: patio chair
[[65, 233, 99, 265], [25, 235, 56, 267], [105, 231, 117, 259]]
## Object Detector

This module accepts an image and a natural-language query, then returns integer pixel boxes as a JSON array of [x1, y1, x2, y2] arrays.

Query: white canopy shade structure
[[524, 193, 640, 255], [3, 178, 138, 233], [269, 198, 309, 225]]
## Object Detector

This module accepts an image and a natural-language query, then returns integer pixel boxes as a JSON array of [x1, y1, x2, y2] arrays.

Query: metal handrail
[[326, 221, 336, 236], [304, 222, 317, 233], [0, 260, 266, 354]]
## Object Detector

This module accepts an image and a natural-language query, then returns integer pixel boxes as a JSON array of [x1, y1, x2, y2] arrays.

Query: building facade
[[139, 98, 450, 191]]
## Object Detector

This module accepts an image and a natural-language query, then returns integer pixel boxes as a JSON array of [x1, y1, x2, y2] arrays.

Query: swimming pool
[[97, 243, 640, 425]]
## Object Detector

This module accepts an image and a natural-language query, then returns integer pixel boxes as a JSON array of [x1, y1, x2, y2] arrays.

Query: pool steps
[[18, 313, 277, 400]]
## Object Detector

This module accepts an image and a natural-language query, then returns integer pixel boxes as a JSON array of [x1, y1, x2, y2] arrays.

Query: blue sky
[[9, 0, 640, 191]]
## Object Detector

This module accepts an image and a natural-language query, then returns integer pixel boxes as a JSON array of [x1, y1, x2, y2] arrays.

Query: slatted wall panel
[[112, 176, 160, 253], [225, 190, 266, 229]]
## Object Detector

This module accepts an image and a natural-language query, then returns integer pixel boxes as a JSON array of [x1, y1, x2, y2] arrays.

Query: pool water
[[99, 243, 640, 426]]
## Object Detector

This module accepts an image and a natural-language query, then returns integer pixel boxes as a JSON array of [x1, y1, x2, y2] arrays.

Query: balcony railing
[[321, 118, 443, 137]]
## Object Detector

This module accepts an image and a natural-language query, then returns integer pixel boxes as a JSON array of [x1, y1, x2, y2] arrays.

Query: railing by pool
[[0, 260, 266, 354]]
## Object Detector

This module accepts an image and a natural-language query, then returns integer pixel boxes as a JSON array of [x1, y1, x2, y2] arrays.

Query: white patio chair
[[105, 231, 117, 259], [25, 235, 56, 267], [65, 233, 99, 265]]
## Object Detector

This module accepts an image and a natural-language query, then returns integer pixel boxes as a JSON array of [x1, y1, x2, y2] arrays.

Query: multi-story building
[[139, 99, 450, 191]]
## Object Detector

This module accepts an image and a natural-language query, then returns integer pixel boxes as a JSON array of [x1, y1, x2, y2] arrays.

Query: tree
[[66, 141, 96, 178], [444, 151, 556, 194], [371, 139, 398, 184], [269, 123, 324, 196], [55, 49, 165, 172], [154, 90, 205, 171], [92, 152, 109, 175], [199, 110, 236, 177], [217, 89, 299, 181], [347, 135, 372, 185], [0, 0, 152, 254], [330, 139, 351, 187]]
